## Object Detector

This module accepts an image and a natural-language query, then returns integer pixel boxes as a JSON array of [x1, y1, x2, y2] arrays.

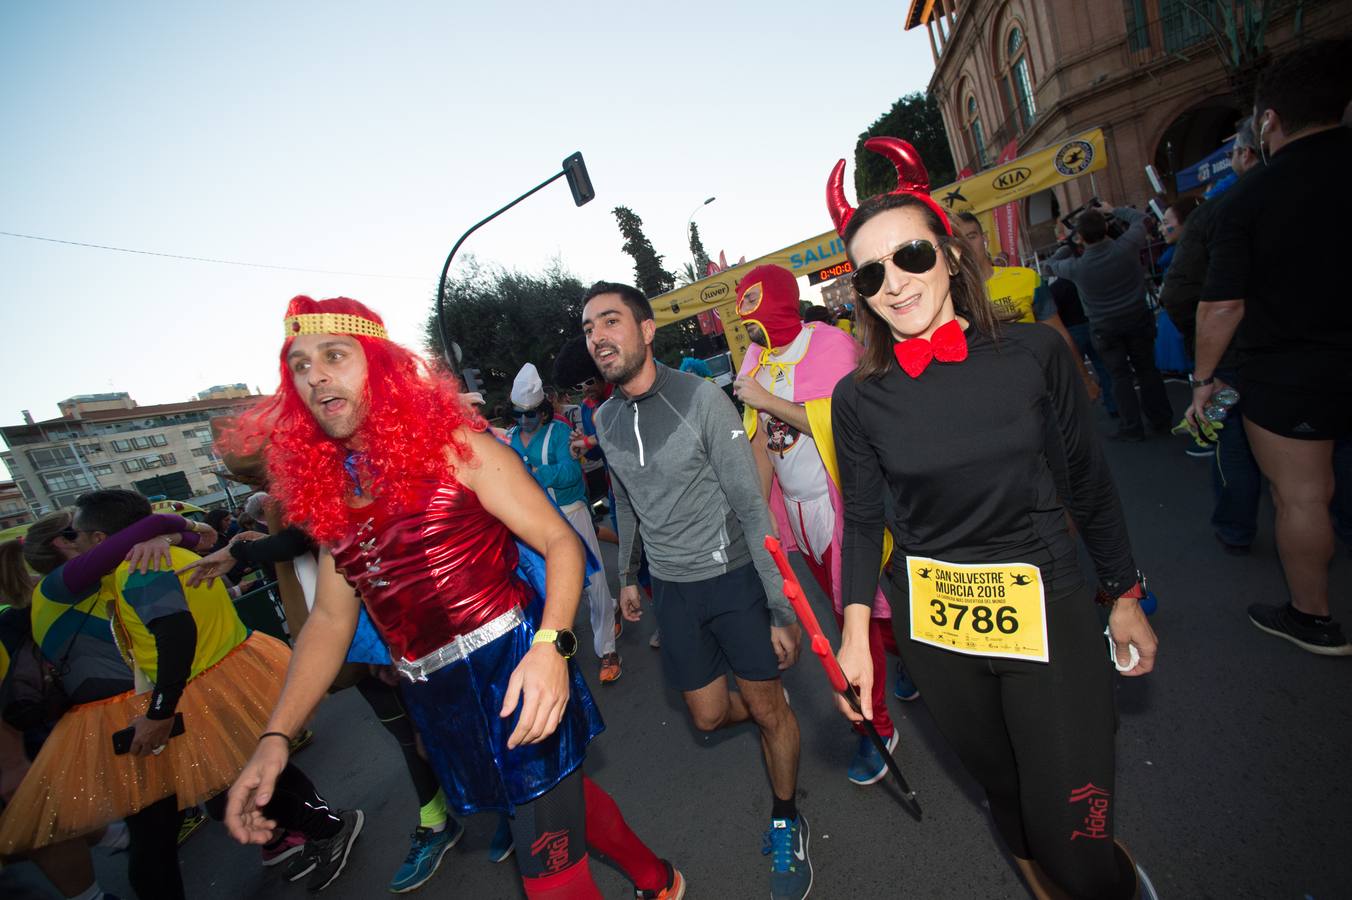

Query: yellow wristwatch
[[532, 628, 578, 659]]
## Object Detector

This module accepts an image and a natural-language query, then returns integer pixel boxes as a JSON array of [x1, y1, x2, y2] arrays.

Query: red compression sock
[[521, 855, 602, 899], [582, 776, 667, 892]]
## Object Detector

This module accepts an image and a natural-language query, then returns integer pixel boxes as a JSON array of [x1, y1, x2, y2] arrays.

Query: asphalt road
[[10, 383, 1351, 899]]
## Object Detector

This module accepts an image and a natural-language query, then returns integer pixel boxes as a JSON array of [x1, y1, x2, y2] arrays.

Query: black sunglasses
[[851, 239, 940, 297], [511, 409, 541, 420]]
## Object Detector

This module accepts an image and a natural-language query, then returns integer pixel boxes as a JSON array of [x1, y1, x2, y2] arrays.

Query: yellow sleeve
[[805, 397, 894, 570], [743, 402, 758, 440]]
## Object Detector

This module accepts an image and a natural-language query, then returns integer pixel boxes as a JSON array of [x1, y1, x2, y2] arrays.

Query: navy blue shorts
[[650, 563, 781, 691]]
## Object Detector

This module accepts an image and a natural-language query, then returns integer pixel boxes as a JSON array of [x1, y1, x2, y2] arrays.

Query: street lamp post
[[686, 196, 716, 271], [434, 152, 595, 374]]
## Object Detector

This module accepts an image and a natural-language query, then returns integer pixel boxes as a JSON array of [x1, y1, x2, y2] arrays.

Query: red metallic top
[[331, 479, 528, 661]]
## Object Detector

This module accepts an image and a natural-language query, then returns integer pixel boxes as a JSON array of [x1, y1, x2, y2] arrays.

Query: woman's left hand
[[1108, 598, 1157, 676]]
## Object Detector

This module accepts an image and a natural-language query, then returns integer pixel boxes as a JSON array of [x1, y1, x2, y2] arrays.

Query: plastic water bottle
[[1203, 387, 1240, 423]]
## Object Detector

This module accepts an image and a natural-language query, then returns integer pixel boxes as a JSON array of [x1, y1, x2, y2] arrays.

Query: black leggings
[[509, 767, 587, 879], [893, 586, 1131, 900], [203, 763, 343, 841], [124, 795, 186, 900], [355, 675, 442, 808]]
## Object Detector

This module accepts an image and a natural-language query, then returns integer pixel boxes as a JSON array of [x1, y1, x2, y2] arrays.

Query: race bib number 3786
[[906, 556, 1050, 663]]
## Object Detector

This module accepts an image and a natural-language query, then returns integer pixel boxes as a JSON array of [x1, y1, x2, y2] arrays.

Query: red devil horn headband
[[826, 136, 953, 238]]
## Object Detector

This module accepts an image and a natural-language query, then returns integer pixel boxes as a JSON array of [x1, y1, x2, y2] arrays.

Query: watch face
[[555, 629, 578, 658]]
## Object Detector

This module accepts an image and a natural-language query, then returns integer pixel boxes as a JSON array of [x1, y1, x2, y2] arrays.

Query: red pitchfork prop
[[764, 535, 923, 820]]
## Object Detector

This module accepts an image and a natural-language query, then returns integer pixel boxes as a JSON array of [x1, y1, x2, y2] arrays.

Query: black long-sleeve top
[[228, 525, 312, 565], [832, 323, 1137, 608]]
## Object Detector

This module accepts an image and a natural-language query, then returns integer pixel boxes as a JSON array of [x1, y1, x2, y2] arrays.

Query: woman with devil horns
[[827, 137, 1160, 899]]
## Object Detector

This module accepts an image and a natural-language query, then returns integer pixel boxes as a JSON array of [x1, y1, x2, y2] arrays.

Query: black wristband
[[259, 731, 292, 746], [1189, 374, 1214, 387]]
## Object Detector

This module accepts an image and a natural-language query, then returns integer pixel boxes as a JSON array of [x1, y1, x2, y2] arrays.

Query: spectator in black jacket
[[1160, 117, 1266, 549]]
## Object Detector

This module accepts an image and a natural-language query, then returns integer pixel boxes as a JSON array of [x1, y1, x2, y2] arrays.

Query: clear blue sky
[[0, 1, 934, 465]]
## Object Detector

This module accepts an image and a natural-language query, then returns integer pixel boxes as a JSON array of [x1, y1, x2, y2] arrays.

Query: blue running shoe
[[488, 814, 514, 863], [389, 821, 462, 893], [847, 730, 899, 786], [762, 815, 812, 900], [894, 663, 920, 701]]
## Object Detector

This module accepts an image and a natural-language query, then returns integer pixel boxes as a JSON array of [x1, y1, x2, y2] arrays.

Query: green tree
[[854, 92, 957, 199], [609, 205, 712, 368], [424, 256, 587, 409], [612, 206, 675, 298], [687, 221, 712, 278]]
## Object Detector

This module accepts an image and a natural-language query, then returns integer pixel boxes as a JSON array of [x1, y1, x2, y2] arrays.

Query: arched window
[[965, 95, 988, 169], [1002, 25, 1037, 131]]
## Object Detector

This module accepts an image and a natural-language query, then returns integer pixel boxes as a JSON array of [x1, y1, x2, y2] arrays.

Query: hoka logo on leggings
[[531, 828, 571, 873], [1068, 783, 1111, 841]]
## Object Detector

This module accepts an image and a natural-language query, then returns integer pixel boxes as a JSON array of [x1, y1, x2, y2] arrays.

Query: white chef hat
[[510, 363, 545, 410]]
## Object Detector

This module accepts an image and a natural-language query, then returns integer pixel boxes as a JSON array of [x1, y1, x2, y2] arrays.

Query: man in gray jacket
[[1049, 203, 1172, 441], [582, 281, 812, 900]]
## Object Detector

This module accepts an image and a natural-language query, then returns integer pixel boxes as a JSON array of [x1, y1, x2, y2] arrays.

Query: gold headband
[[283, 312, 388, 340]]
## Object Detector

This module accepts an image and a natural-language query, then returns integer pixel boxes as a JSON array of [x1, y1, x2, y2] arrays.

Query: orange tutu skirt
[[0, 630, 290, 854]]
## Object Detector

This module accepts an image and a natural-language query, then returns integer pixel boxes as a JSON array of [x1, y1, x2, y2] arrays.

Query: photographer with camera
[[1048, 200, 1172, 441]]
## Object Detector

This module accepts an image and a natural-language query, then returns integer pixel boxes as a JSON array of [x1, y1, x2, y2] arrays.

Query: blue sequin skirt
[[398, 616, 605, 815]]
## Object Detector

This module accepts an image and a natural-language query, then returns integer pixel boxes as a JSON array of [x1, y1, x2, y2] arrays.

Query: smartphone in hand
[[112, 712, 186, 755]]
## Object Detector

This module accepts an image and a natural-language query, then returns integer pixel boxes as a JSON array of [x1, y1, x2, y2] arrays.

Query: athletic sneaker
[[176, 807, 207, 846], [281, 848, 317, 883], [1248, 602, 1352, 656], [894, 664, 919, 701], [847, 730, 900, 786], [636, 859, 686, 899], [389, 821, 463, 893], [488, 814, 514, 863], [600, 652, 622, 683], [304, 808, 364, 892], [763, 815, 812, 900], [260, 829, 307, 867]]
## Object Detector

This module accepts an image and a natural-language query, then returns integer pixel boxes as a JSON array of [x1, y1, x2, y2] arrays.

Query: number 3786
[[929, 600, 1019, 634]]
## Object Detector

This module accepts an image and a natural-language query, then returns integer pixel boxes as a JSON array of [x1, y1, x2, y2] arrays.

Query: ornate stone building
[[906, 0, 1350, 253]]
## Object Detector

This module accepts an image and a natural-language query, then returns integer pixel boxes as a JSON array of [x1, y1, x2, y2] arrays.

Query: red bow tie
[[893, 319, 968, 378]]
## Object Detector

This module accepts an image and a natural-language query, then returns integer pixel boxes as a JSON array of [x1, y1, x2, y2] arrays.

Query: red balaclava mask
[[736, 264, 803, 353]]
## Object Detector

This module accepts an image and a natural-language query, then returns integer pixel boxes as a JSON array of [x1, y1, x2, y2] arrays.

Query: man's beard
[[601, 346, 646, 386], [312, 396, 365, 441]]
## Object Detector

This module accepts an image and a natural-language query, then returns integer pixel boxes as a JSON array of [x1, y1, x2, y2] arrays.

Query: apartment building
[[1, 391, 259, 516]]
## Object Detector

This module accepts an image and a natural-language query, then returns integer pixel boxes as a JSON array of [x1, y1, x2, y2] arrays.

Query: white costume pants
[[561, 500, 617, 657]]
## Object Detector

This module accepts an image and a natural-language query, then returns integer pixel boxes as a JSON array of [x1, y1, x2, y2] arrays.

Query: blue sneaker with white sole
[[894, 663, 919, 701], [389, 820, 462, 893], [763, 814, 812, 900], [847, 729, 900, 786]]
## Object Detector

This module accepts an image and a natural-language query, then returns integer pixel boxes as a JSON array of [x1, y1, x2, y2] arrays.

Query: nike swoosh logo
[[794, 830, 805, 861]]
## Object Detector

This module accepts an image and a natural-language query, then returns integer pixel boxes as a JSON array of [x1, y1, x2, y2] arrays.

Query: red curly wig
[[219, 296, 484, 543]]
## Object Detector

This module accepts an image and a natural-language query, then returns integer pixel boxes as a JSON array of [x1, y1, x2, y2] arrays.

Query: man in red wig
[[731, 265, 910, 788], [222, 296, 684, 899]]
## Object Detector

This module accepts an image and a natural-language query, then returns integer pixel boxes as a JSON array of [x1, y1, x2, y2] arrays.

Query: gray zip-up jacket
[[1048, 206, 1151, 329], [594, 364, 794, 627]]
